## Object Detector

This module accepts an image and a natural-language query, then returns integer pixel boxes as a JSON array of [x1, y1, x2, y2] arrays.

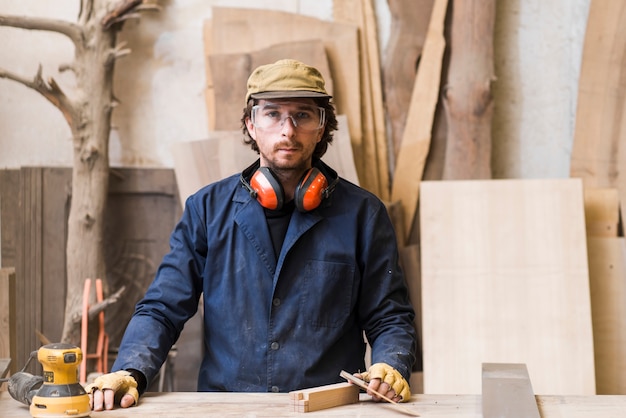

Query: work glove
[[84, 370, 139, 407], [360, 363, 411, 402]]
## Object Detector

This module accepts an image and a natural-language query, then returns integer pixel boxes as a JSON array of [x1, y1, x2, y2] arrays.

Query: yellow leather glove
[[360, 363, 411, 402], [84, 370, 139, 406]]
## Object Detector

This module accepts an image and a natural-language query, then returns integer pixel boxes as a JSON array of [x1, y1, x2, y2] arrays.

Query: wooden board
[[390, 0, 448, 244], [171, 115, 359, 206], [482, 363, 540, 418], [208, 39, 333, 131], [334, 0, 389, 200], [571, 0, 626, 224], [206, 8, 368, 193], [383, 0, 435, 162], [587, 237, 626, 394], [289, 382, 359, 412], [420, 178, 595, 395], [583, 188, 621, 237]]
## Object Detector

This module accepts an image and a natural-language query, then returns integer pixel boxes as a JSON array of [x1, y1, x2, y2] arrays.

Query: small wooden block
[[289, 382, 359, 413]]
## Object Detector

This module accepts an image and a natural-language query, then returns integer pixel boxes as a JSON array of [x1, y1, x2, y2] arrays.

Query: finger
[[367, 378, 384, 400], [92, 390, 104, 411], [120, 393, 136, 408], [104, 389, 116, 410]]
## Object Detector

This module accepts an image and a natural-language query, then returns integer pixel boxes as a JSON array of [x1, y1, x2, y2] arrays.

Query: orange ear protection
[[242, 164, 333, 212]]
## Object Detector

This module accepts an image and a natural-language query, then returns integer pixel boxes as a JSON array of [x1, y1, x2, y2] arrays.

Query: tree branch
[[0, 14, 83, 46], [0, 65, 76, 127]]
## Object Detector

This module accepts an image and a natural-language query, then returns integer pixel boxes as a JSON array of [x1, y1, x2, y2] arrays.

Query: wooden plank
[[209, 39, 333, 131], [420, 178, 595, 395], [0, 268, 16, 382], [571, 0, 626, 224], [588, 237, 626, 394], [383, 0, 435, 162], [334, 0, 389, 200], [583, 188, 620, 237], [206, 8, 367, 193], [171, 115, 359, 207], [390, 0, 448, 244], [289, 382, 359, 412], [482, 363, 540, 418]]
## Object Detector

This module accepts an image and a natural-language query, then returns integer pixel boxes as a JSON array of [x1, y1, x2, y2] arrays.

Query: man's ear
[[245, 118, 256, 140]]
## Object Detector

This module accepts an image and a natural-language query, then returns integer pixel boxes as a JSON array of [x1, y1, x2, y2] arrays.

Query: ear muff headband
[[294, 168, 328, 212]]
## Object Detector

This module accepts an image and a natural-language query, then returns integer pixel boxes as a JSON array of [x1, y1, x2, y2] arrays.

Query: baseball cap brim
[[250, 90, 331, 100]]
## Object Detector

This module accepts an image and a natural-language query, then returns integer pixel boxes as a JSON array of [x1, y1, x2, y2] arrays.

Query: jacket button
[[271, 386, 279, 393], [270, 341, 279, 350], [273, 298, 281, 307]]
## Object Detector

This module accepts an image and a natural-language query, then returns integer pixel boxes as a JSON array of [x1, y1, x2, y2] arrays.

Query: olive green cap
[[245, 59, 331, 104]]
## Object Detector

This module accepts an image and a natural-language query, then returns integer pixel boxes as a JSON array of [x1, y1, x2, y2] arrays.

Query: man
[[87, 59, 417, 411]]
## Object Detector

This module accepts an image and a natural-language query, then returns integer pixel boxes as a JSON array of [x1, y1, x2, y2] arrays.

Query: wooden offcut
[[390, 0, 448, 244], [571, 0, 626, 224], [482, 363, 540, 418], [289, 382, 359, 413], [420, 179, 595, 395]]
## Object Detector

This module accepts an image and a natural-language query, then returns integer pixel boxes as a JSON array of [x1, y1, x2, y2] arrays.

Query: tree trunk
[[442, 1, 495, 179], [61, 5, 116, 344]]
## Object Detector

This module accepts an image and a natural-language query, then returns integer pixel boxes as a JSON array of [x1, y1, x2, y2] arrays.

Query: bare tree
[[0, 0, 159, 346]]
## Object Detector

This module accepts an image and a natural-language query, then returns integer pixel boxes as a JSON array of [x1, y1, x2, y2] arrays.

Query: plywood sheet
[[583, 188, 620, 237], [482, 363, 540, 418], [171, 115, 358, 206], [420, 178, 595, 395]]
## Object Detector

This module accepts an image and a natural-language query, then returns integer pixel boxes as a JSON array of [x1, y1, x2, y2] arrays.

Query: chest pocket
[[301, 260, 355, 328]]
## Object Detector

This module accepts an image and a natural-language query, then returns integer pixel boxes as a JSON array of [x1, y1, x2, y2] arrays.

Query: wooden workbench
[[2, 391, 626, 417]]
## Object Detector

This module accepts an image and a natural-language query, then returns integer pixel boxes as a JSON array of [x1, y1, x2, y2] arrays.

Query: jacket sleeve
[[357, 201, 417, 381], [112, 196, 207, 387]]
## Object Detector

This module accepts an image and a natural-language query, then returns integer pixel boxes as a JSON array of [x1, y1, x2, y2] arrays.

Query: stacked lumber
[[288, 382, 359, 413]]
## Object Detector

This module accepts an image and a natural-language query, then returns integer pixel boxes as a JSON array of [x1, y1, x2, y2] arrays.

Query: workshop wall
[[0, 0, 590, 179]]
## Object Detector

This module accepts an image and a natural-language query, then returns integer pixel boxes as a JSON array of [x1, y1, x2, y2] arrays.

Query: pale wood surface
[[571, 0, 626, 224], [334, 0, 389, 200], [588, 237, 626, 394], [583, 188, 620, 237], [3, 391, 626, 417], [289, 382, 359, 413], [390, 0, 448, 244], [482, 363, 540, 418], [420, 179, 595, 395]]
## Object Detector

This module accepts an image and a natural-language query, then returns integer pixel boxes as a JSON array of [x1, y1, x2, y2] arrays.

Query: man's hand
[[359, 363, 411, 403], [84, 370, 139, 411]]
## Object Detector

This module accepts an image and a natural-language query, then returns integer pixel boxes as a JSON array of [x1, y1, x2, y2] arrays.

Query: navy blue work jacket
[[112, 160, 416, 393]]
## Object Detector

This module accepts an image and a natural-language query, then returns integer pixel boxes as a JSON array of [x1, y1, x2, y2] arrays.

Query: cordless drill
[[6, 343, 90, 418]]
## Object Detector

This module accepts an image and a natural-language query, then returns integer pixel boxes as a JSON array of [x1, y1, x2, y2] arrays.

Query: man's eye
[[295, 112, 312, 120], [266, 111, 281, 119]]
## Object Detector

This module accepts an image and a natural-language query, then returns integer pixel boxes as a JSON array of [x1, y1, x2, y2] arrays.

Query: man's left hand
[[358, 363, 411, 403]]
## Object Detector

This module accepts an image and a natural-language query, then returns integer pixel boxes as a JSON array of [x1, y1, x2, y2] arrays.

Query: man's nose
[[280, 115, 297, 131]]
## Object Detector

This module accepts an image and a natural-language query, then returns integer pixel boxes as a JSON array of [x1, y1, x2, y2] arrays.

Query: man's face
[[245, 98, 324, 172]]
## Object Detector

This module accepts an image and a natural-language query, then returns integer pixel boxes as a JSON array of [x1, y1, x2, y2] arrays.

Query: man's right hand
[[84, 370, 139, 411]]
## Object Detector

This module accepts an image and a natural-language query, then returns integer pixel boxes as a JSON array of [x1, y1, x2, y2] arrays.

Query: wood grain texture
[[571, 0, 626, 224], [390, 0, 448, 244], [442, 0, 495, 179], [289, 381, 359, 412], [383, 0, 435, 163], [587, 237, 626, 394], [3, 391, 626, 417], [0, 268, 15, 380], [420, 179, 595, 395], [583, 188, 620, 237]]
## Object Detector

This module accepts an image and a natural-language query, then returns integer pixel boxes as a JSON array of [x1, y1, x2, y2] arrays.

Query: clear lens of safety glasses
[[252, 104, 326, 132]]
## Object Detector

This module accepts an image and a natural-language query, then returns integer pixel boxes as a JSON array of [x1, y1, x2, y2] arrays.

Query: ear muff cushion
[[295, 168, 328, 212], [250, 167, 284, 210]]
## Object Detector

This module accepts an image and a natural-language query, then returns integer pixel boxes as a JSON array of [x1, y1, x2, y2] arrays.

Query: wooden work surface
[[2, 391, 626, 417]]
